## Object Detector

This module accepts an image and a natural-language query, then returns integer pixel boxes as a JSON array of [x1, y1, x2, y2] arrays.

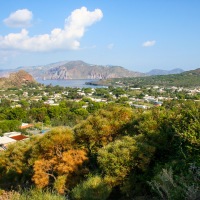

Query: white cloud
[[65, 7, 103, 38], [107, 43, 114, 49], [3, 9, 33, 28], [0, 7, 103, 52], [142, 40, 156, 47]]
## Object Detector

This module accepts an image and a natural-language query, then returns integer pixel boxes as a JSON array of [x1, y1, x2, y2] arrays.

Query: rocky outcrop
[[0, 70, 36, 88]]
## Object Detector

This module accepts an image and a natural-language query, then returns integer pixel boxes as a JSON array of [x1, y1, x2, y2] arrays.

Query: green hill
[[94, 68, 200, 87]]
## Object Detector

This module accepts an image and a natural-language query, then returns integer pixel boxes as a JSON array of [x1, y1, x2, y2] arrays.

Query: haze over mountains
[[0, 60, 187, 80], [147, 68, 184, 76]]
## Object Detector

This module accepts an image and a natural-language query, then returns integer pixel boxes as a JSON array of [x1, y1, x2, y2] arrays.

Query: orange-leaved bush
[[32, 127, 88, 193]]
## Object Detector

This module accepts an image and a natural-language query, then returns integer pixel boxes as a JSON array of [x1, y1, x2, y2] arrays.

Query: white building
[[0, 136, 16, 150]]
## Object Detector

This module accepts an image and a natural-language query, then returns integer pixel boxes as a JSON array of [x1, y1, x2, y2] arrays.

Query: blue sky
[[0, 0, 200, 72]]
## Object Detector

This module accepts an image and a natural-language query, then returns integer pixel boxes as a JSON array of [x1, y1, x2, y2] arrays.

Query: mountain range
[[147, 68, 184, 76], [0, 60, 187, 80], [15, 60, 145, 80]]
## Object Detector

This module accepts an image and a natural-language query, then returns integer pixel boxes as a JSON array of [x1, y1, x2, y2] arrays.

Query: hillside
[[15, 60, 145, 80], [0, 70, 36, 88], [92, 68, 200, 87]]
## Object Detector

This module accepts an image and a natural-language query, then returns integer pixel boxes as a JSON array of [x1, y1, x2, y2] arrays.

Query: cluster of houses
[[0, 84, 200, 109], [0, 132, 28, 151], [0, 123, 34, 151]]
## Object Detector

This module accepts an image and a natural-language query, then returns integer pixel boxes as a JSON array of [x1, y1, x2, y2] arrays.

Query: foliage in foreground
[[0, 188, 66, 200], [71, 175, 111, 200], [0, 101, 199, 199], [148, 164, 200, 200]]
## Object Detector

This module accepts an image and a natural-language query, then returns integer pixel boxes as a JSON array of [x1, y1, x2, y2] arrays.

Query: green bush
[[0, 188, 66, 200], [12, 188, 66, 200], [71, 175, 111, 200]]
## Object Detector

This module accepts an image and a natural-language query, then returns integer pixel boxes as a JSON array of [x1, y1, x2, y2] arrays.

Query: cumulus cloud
[[0, 7, 103, 51], [3, 9, 33, 28], [142, 40, 156, 47], [107, 43, 114, 49]]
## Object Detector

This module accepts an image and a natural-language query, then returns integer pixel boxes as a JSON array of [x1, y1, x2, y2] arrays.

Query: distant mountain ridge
[[13, 60, 145, 80], [147, 68, 184, 76], [0, 61, 193, 80]]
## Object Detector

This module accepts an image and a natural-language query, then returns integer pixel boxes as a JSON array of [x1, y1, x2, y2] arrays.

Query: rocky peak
[[0, 70, 36, 88]]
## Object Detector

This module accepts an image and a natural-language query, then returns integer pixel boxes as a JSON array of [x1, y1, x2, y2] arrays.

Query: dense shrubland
[[0, 100, 199, 199]]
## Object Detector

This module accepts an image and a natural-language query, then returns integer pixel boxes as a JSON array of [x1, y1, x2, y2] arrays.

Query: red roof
[[10, 135, 28, 141]]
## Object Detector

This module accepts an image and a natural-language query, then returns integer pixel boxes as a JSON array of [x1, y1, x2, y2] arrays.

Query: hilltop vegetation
[[93, 68, 200, 87], [0, 100, 199, 199]]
